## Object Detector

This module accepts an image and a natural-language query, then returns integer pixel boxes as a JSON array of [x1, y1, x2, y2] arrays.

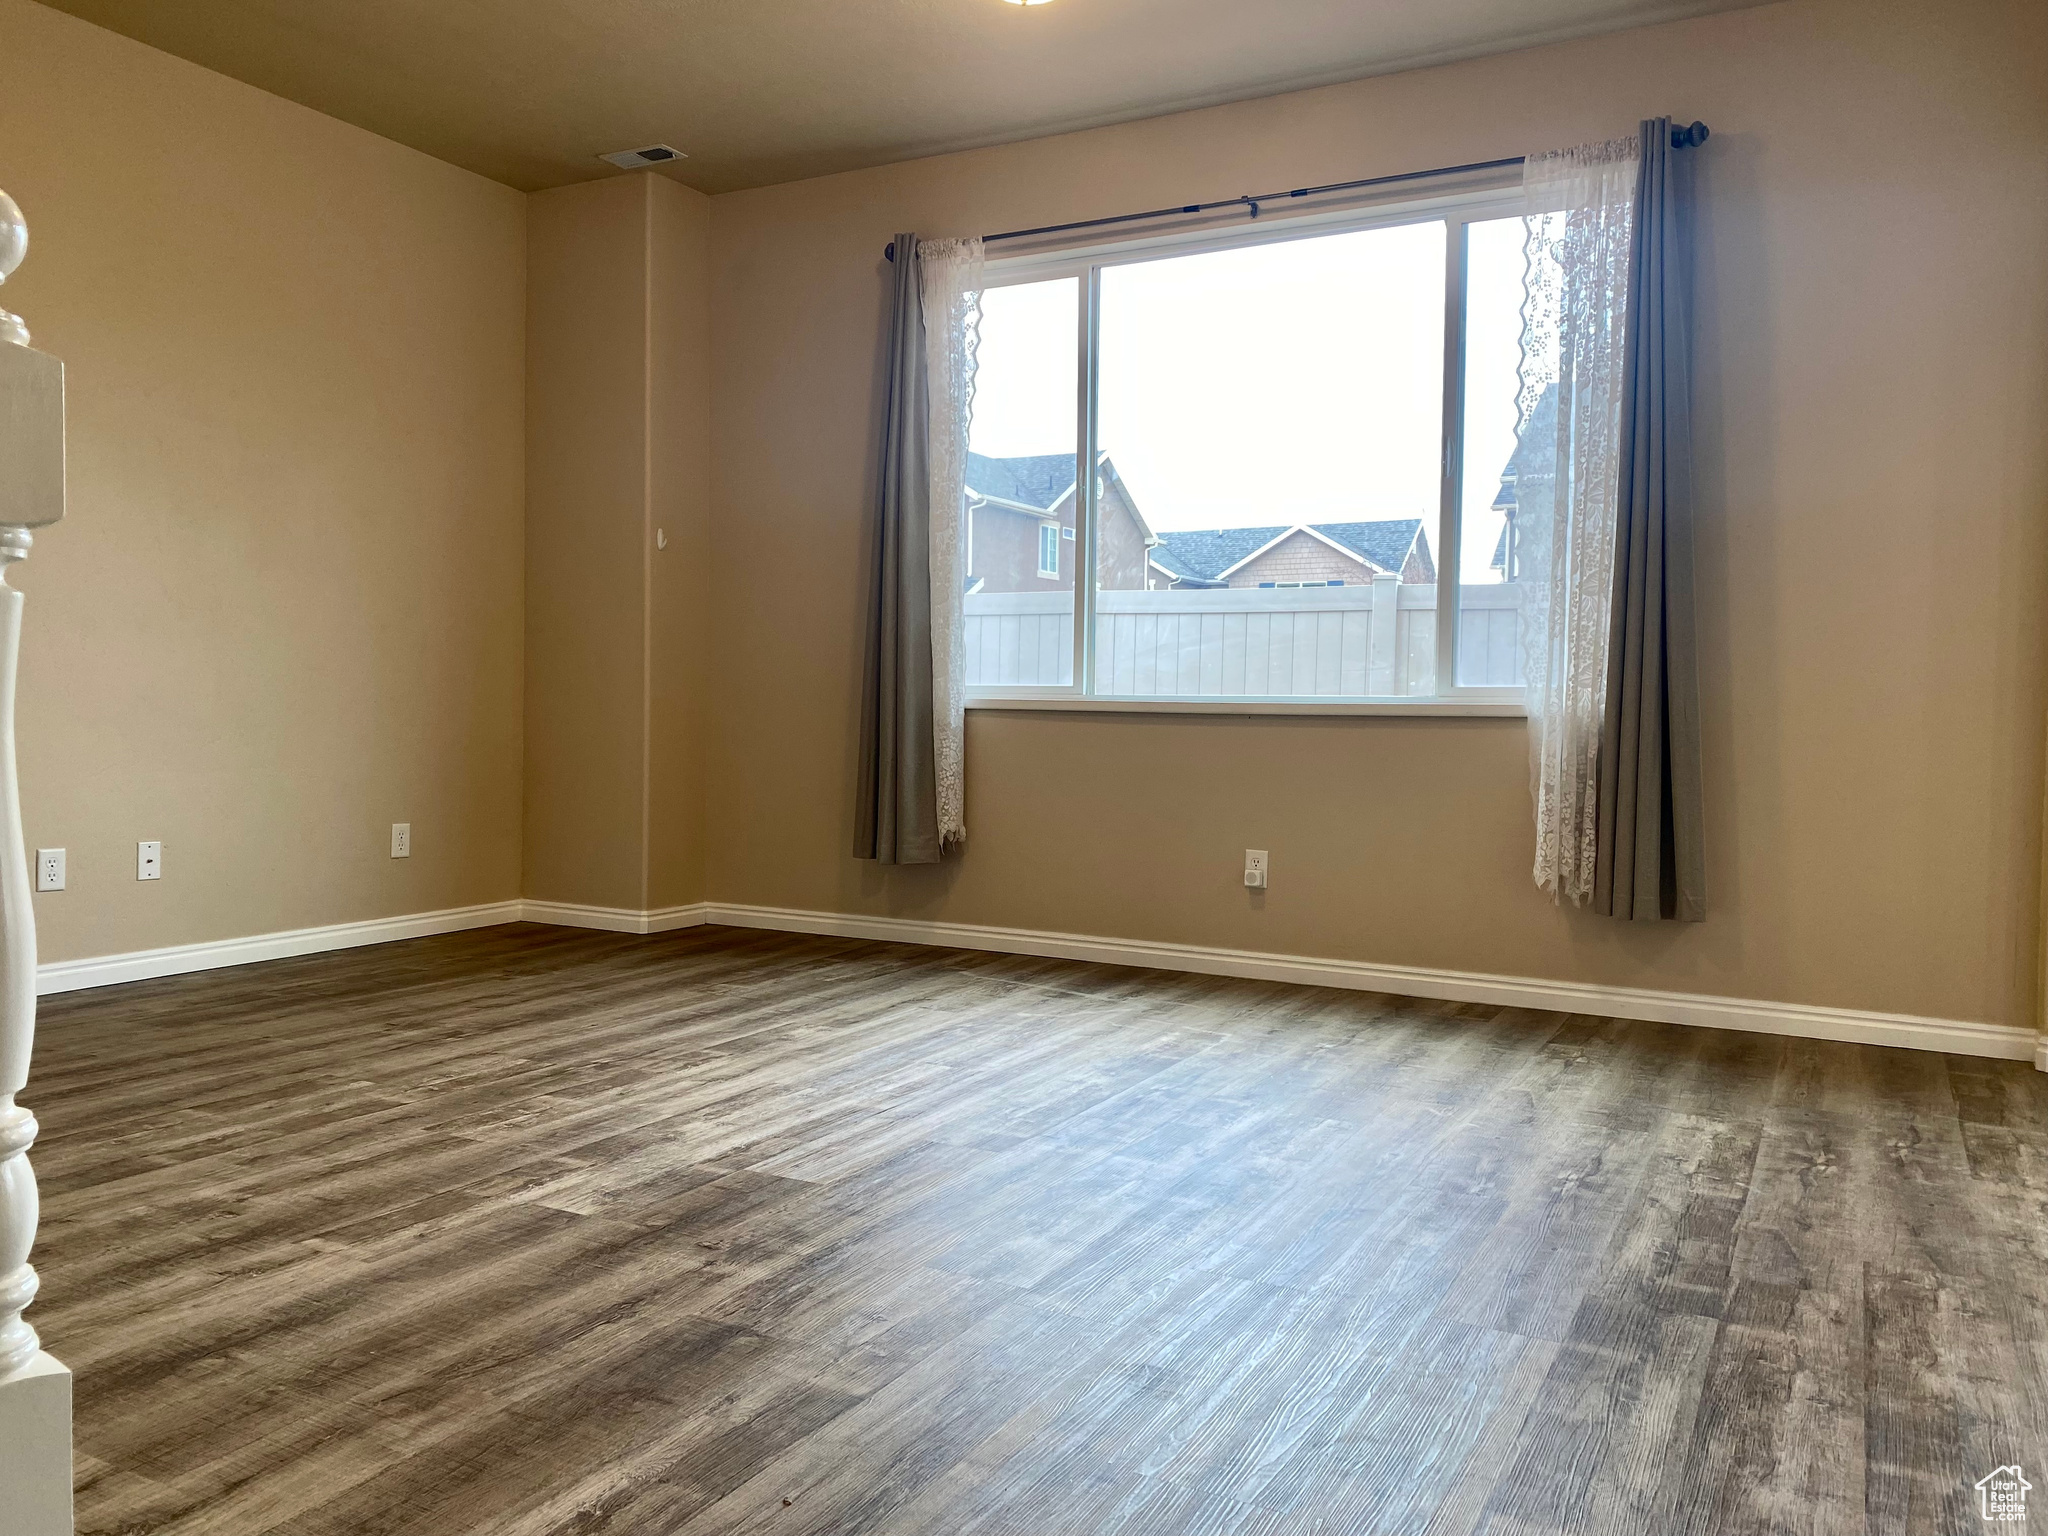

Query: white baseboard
[[517, 901, 710, 936], [701, 901, 2042, 1064], [36, 900, 526, 995], [34, 898, 714, 993], [34, 893, 2043, 1066]]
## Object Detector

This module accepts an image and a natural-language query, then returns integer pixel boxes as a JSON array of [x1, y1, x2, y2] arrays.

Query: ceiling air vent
[[599, 144, 687, 170]]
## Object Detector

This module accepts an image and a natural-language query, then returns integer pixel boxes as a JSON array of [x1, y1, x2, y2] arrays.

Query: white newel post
[[0, 188, 75, 1536]]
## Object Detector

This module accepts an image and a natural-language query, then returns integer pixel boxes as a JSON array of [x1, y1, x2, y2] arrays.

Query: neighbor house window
[[962, 190, 1530, 707]]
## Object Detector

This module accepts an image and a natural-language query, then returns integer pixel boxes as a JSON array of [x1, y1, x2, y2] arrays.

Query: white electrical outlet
[[137, 840, 162, 881], [391, 822, 411, 858], [1244, 848, 1269, 889], [36, 848, 63, 892]]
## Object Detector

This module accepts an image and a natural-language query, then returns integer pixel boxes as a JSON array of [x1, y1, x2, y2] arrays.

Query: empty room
[[0, 0, 2043, 1531]]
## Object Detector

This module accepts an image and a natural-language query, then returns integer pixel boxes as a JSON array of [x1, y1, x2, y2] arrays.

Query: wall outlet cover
[[137, 840, 162, 880], [391, 823, 411, 858], [35, 848, 63, 892]]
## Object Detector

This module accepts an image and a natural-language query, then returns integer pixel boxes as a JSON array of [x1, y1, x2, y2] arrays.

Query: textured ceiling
[[35, 0, 1759, 192]]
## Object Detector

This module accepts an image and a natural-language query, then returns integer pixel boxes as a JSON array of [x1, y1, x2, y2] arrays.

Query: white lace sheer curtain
[[918, 236, 983, 849], [1516, 138, 1638, 905]]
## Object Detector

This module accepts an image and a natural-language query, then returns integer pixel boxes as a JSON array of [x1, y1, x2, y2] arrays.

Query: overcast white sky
[[967, 214, 1528, 584]]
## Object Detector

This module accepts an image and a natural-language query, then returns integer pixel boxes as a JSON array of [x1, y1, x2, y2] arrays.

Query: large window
[[963, 190, 1531, 710]]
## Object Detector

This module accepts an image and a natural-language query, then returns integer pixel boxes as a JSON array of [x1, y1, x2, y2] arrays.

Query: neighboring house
[[1149, 519, 1435, 590], [1489, 382, 1558, 579], [965, 451, 1157, 592]]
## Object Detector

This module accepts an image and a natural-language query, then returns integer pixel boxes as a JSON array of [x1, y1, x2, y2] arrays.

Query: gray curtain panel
[[854, 234, 943, 864], [1595, 119, 1707, 920]]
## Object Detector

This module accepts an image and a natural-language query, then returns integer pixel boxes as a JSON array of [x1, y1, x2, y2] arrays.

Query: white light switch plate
[[391, 823, 411, 858], [137, 840, 161, 880], [35, 848, 63, 892]]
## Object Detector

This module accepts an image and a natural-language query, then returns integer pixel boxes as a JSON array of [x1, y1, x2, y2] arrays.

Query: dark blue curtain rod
[[884, 120, 1708, 261]]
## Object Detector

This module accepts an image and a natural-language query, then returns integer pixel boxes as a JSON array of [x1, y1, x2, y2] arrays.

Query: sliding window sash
[[1437, 202, 1529, 705], [1434, 210, 1468, 701], [968, 184, 1528, 708], [1077, 267, 1100, 697]]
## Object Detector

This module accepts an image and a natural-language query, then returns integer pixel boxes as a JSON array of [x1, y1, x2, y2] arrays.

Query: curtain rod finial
[[1672, 120, 1709, 148], [884, 239, 896, 262]]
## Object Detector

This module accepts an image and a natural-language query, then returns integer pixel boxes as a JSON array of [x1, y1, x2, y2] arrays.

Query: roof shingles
[[1152, 519, 1425, 582], [965, 452, 1076, 509], [965, 453, 1427, 584]]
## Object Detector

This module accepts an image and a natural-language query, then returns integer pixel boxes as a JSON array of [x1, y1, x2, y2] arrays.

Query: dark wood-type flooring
[[27, 923, 2048, 1535]]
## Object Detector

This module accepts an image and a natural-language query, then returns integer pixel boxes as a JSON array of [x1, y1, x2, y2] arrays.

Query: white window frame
[[965, 182, 1529, 718], [1036, 521, 1061, 580]]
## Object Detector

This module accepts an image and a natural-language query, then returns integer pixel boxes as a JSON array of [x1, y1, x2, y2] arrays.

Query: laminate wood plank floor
[[27, 922, 2047, 1536]]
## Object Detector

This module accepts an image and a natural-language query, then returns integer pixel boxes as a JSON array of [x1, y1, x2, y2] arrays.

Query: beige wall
[[524, 178, 647, 911], [525, 172, 710, 912], [705, 0, 2048, 1029], [0, 0, 527, 962], [648, 179, 715, 912], [5, 0, 2044, 1036]]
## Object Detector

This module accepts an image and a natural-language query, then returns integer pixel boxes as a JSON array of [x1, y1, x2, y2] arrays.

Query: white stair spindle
[[0, 184, 75, 1536], [0, 521, 41, 1378]]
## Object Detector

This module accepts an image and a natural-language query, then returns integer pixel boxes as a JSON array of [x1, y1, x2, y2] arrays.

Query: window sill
[[965, 694, 1527, 719]]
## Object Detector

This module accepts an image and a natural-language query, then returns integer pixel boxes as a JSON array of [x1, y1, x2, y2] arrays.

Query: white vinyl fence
[[965, 576, 1523, 697]]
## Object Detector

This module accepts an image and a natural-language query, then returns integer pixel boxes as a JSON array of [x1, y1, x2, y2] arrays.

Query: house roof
[[1492, 382, 1559, 515], [965, 452, 1077, 511], [966, 451, 1157, 545], [1314, 520, 1431, 574], [1148, 525, 1286, 582], [1488, 382, 1561, 571], [1151, 519, 1427, 582]]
